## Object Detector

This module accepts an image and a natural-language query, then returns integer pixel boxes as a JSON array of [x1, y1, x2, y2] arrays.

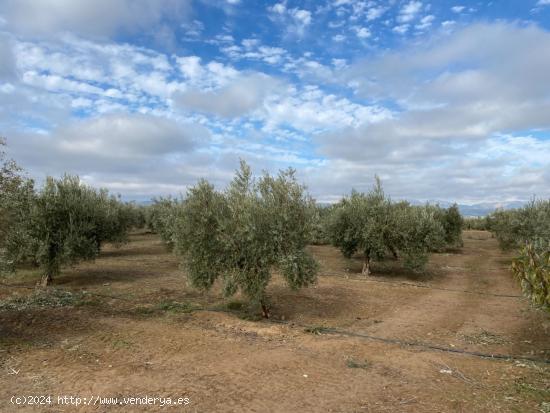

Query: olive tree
[[327, 179, 446, 275], [148, 196, 181, 249], [488, 200, 550, 310], [173, 161, 318, 317], [0, 139, 36, 274], [327, 179, 391, 275], [488, 200, 550, 251], [426, 204, 464, 249], [26, 175, 131, 285], [394, 205, 446, 271], [309, 204, 334, 245]]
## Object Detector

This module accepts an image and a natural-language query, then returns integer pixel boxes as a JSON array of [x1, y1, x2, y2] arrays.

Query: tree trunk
[[260, 299, 270, 319], [361, 255, 371, 276], [40, 272, 52, 287]]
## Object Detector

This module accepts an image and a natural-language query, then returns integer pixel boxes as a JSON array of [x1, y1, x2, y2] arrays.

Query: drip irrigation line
[[292, 324, 550, 365], [321, 273, 523, 298], [2, 282, 546, 365]]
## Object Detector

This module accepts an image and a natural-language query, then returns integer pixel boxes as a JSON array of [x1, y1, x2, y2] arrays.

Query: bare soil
[[1, 230, 549, 412]]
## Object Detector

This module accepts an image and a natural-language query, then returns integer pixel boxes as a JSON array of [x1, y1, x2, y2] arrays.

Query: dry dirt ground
[[1, 230, 549, 412]]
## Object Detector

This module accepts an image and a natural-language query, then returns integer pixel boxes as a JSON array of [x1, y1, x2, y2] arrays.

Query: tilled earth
[[1, 230, 549, 412]]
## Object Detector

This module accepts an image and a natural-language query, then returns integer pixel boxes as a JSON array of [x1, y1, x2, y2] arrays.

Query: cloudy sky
[[1, 0, 549, 204]]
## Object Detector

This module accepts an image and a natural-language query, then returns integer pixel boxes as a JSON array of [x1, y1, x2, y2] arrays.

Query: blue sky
[[1, 0, 549, 204]]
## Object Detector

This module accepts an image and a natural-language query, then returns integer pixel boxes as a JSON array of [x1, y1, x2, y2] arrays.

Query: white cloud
[[290, 9, 312, 26], [262, 85, 391, 133], [451, 6, 465, 13], [416, 15, 435, 31], [268, 4, 312, 36], [223, 43, 288, 65], [354, 27, 371, 39], [5, 113, 210, 198], [0, 34, 16, 81], [270, 3, 286, 14], [397, 1, 423, 23], [310, 22, 550, 202], [55, 113, 198, 156], [0, 0, 191, 38], [393, 24, 409, 35], [536, 0, 550, 5], [176, 56, 203, 80], [175, 74, 282, 118], [366, 6, 386, 21]]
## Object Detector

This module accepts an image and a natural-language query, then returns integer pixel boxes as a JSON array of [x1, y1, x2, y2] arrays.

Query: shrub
[[173, 161, 318, 317]]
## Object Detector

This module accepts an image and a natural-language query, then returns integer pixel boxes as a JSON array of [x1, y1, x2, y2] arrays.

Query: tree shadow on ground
[[344, 255, 435, 282], [53, 267, 161, 287], [99, 245, 169, 259], [0, 306, 103, 351], [266, 282, 364, 322]]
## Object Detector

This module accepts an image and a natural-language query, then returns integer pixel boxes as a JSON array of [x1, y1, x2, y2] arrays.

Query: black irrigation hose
[[2, 282, 547, 365], [321, 273, 524, 298], [295, 324, 550, 365]]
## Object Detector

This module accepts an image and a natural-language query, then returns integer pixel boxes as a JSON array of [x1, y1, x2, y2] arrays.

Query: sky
[[0, 0, 549, 205]]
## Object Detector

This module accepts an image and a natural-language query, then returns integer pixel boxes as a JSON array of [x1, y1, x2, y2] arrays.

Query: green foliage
[[327, 179, 389, 266], [327, 178, 446, 274], [441, 204, 464, 248], [488, 200, 550, 251], [6, 175, 131, 284], [424, 204, 463, 249], [463, 216, 489, 230], [512, 242, 549, 312], [147, 197, 181, 249], [0, 139, 36, 274], [488, 200, 550, 310], [173, 161, 318, 316], [309, 204, 333, 245], [396, 205, 446, 271], [123, 203, 148, 230]]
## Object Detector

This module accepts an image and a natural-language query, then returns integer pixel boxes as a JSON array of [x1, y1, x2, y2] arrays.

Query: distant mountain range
[[421, 200, 526, 217], [316, 200, 527, 217], [134, 198, 527, 217]]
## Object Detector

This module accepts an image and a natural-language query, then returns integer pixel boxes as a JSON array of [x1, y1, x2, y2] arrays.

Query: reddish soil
[[1, 230, 549, 412]]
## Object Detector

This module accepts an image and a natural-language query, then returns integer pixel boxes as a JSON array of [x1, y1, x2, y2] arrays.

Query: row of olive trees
[[147, 174, 462, 300], [1, 140, 135, 285], [147, 196, 182, 249], [487, 200, 550, 311], [325, 179, 462, 275], [487, 200, 550, 251]]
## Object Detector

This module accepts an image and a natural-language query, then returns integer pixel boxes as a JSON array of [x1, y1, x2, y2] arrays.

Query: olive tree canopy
[[173, 161, 318, 317]]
